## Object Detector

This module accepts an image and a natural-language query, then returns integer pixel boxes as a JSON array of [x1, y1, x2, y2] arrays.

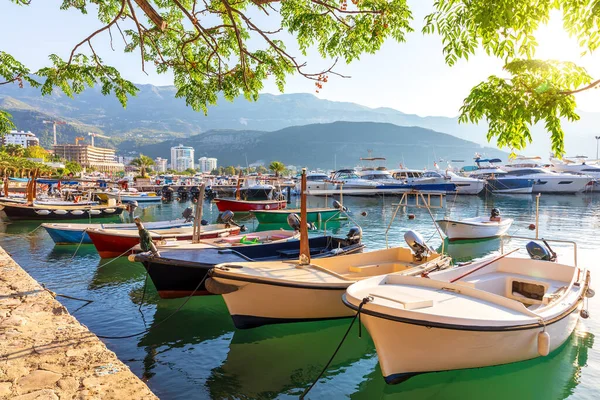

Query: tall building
[[3, 130, 40, 148], [155, 157, 168, 173], [171, 144, 195, 172], [52, 144, 124, 172], [198, 157, 217, 173]]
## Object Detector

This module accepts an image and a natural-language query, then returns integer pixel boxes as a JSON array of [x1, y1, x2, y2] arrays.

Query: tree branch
[[560, 79, 600, 95]]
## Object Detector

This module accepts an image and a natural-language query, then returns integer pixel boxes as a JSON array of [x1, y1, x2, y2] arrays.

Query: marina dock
[[0, 246, 157, 400]]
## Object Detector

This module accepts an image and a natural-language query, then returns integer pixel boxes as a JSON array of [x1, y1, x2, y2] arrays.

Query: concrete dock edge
[[0, 246, 158, 400]]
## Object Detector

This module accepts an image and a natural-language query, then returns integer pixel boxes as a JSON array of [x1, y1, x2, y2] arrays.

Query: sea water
[[1, 193, 598, 399]]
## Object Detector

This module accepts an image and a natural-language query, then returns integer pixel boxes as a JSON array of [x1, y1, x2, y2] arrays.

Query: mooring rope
[[300, 296, 372, 399], [95, 271, 210, 340]]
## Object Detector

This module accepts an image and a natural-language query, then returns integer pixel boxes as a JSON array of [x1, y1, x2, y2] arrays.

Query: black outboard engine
[[201, 219, 208, 226], [182, 207, 194, 222], [526, 241, 557, 262], [190, 186, 201, 201], [218, 210, 246, 231], [333, 200, 348, 212], [287, 213, 301, 231], [177, 186, 189, 201], [218, 210, 235, 224], [404, 230, 431, 261], [346, 226, 363, 244], [162, 186, 174, 202], [491, 208, 500, 219]]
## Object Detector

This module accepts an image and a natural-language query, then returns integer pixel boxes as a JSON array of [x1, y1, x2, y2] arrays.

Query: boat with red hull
[[214, 198, 287, 212], [87, 224, 241, 258]]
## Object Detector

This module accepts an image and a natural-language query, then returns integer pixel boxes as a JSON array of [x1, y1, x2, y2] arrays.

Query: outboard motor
[[218, 210, 247, 231], [162, 186, 174, 202], [526, 241, 557, 262], [275, 191, 286, 201], [182, 207, 194, 222], [177, 186, 189, 201], [287, 213, 302, 231], [190, 186, 201, 201], [333, 200, 348, 212], [346, 226, 363, 244], [404, 230, 431, 261], [126, 200, 139, 221], [491, 208, 500, 219]]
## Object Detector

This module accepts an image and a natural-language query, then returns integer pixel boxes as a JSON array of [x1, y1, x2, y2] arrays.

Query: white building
[[3, 130, 40, 148], [171, 144, 195, 172], [155, 157, 168, 173], [198, 157, 218, 173]]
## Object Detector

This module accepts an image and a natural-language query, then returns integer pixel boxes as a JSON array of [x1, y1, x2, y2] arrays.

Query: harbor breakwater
[[0, 246, 157, 400]]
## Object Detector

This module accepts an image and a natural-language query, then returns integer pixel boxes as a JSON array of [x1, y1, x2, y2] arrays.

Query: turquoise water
[[0, 194, 599, 399]]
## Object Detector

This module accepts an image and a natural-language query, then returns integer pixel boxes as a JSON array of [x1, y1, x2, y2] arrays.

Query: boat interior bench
[[276, 247, 327, 257], [457, 272, 567, 306]]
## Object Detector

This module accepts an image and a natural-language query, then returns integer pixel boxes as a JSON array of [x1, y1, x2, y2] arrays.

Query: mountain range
[[1, 82, 598, 163], [130, 121, 507, 169]]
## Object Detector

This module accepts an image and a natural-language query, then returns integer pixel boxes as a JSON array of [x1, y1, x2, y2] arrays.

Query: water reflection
[[207, 319, 374, 399], [352, 329, 594, 400]]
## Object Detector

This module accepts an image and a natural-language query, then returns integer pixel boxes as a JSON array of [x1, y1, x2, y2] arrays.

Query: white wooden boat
[[344, 243, 593, 384], [208, 244, 451, 329], [436, 215, 513, 241]]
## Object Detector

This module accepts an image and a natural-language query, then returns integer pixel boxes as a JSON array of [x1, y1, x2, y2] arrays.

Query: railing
[[499, 235, 578, 267]]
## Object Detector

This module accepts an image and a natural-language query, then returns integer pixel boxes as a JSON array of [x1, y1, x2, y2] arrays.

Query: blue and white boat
[[42, 218, 193, 245], [461, 157, 534, 194]]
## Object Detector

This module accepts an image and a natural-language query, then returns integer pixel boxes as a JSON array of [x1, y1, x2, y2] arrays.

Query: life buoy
[[265, 205, 270, 210], [74, 196, 81, 203]]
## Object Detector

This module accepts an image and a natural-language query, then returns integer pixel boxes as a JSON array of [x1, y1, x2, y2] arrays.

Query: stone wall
[[0, 247, 158, 399]]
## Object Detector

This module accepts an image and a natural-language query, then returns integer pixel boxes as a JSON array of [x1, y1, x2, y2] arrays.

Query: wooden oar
[[450, 248, 519, 283]]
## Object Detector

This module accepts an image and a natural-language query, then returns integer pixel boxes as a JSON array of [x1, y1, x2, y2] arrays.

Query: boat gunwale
[[342, 269, 590, 332], [436, 218, 514, 228]]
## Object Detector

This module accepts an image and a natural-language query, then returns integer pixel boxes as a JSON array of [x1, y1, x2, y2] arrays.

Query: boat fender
[[71, 210, 85, 215], [89, 210, 102, 215], [104, 208, 116, 213], [408, 214, 415, 220], [581, 309, 590, 319], [205, 277, 240, 295], [35, 210, 51, 216], [265, 205, 270, 210], [53, 209, 68, 215], [586, 288, 595, 298], [537, 331, 550, 356]]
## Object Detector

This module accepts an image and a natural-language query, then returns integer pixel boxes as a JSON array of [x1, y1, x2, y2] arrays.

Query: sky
[[1, 1, 599, 118]]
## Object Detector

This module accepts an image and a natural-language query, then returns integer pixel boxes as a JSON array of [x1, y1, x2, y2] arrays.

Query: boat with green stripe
[[249, 208, 347, 224]]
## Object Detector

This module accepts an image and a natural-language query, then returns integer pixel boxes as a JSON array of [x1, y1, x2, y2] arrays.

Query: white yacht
[[423, 170, 485, 195], [550, 156, 600, 179], [502, 167, 591, 194], [330, 169, 380, 189], [461, 158, 534, 194]]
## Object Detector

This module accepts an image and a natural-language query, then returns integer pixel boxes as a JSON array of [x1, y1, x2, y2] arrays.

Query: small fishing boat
[[208, 231, 450, 329], [132, 230, 361, 299], [344, 240, 593, 384], [42, 218, 194, 245], [0, 202, 126, 220], [214, 198, 287, 212], [436, 209, 513, 241], [87, 224, 241, 258], [250, 207, 345, 224], [96, 188, 162, 204]]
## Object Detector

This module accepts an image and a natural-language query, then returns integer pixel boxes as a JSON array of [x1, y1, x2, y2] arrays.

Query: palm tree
[[269, 161, 286, 177], [130, 154, 155, 177]]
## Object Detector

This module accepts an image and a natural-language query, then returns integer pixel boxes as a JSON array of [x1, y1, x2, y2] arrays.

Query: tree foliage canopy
[[1, 0, 600, 155], [130, 153, 155, 176]]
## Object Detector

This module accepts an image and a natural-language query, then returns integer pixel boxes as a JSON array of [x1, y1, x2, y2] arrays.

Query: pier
[[0, 246, 157, 400]]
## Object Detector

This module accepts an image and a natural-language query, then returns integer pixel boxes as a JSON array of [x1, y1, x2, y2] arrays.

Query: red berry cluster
[[315, 74, 328, 93]]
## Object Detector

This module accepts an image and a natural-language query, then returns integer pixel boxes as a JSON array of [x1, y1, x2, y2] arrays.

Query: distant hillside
[[1, 82, 598, 156], [132, 121, 508, 169]]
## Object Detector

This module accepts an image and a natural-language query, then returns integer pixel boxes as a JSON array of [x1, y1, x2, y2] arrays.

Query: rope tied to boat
[[95, 269, 211, 340], [300, 296, 372, 399]]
